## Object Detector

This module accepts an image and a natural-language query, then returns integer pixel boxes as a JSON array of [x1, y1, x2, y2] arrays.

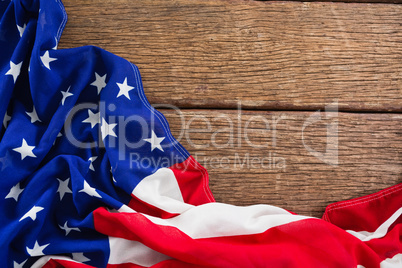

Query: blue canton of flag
[[0, 0, 214, 266]]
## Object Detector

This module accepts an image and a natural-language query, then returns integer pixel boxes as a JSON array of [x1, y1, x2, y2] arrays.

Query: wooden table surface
[[60, 0, 401, 217]]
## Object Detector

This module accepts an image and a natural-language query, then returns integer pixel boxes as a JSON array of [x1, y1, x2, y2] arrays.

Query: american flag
[[0, 0, 401, 267]]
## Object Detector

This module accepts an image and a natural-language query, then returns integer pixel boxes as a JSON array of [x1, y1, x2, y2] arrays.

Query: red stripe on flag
[[169, 156, 215, 205], [93, 207, 383, 268], [107, 260, 205, 268], [127, 195, 179, 219], [365, 222, 402, 261], [323, 183, 402, 232]]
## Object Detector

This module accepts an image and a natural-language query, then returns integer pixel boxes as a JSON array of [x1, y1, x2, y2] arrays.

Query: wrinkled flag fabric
[[0, 0, 401, 267]]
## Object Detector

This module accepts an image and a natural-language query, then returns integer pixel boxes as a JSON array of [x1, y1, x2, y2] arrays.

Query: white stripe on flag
[[132, 168, 193, 214], [108, 237, 171, 266], [380, 253, 402, 268], [118, 202, 311, 239]]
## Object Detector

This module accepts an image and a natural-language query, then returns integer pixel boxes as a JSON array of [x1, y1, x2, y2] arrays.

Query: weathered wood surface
[[258, 0, 402, 4], [59, 0, 401, 217], [160, 109, 401, 217], [60, 0, 402, 112]]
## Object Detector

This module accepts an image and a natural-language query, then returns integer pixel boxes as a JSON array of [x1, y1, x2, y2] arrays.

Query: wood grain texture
[[160, 109, 402, 217], [258, 0, 402, 4], [58, 0, 401, 217], [60, 0, 402, 112]]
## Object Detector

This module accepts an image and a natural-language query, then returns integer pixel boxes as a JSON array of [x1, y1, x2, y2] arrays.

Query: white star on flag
[[26, 241, 49, 257], [144, 130, 165, 152], [61, 86, 73, 105], [17, 23, 26, 37], [57, 178, 72, 201], [79, 180, 101, 198], [40, 51, 57, 70], [5, 182, 24, 202], [88, 156, 98, 171], [13, 259, 27, 268], [19, 205, 44, 222], [3, 112, 11, 128], [82, 109, 100, 128], [116, 77, 134, 100], [100, 118, 117, 140], [13, 138, 37, 160], [72, 252, 90, 263], [91, 72, 107, 95], [59, 221, 81, 236], [5, 61, 22, 83], [26, 106, 41, 123]]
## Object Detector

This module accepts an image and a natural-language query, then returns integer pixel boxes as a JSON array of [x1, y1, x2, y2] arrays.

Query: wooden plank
[[60, 0, 402, 112], [258, 0, 402, 4], [159, 109, 402, 217]]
